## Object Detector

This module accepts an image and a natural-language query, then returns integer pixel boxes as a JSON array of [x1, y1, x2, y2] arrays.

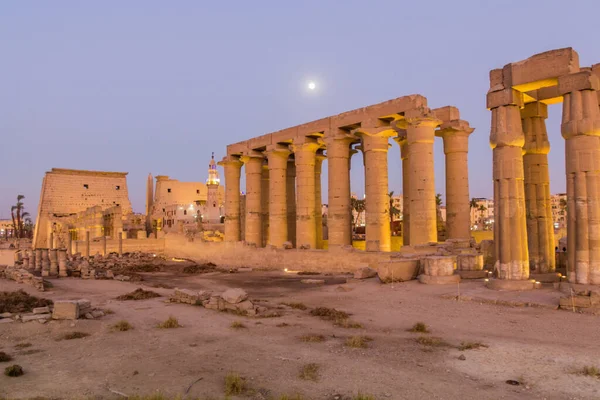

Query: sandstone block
[[376, 259, 419, 283], [22, 313, 51, 322], [0, 318, 14, 324], [457, 270, 488, 279], [457, 254, 484, 271], [485, 279, 535, 291], [221, 288, 248, 304], [52, 300, 80, 320], [354, 266, 377, 279], [0, 312, 13, 318], [91, 310, 105, 318], [300, 279, 325, 284], [33, 306, 50, 314], [422, 256, 455, 276], [418, 274, 460, 285], [559, 296, 592, 308], [558, 71, 599, 95], [487, 88, 524, 109], [236, 300, 254, 311]]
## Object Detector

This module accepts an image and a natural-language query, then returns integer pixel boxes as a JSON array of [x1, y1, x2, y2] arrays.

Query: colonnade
[[489, 48, 600, 285], [220, 107, 474, 252]]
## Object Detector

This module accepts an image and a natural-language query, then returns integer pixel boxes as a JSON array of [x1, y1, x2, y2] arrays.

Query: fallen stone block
[[559, 296, 593, 308], [377, 259, 419, 283], [221, 288, 248, 304], [457, 254, 484, 271], [0, 312, 13, 318], [84, 313, 94, 319], [301, 279, 325, 284], [0, 318, 15, 324], [354, 266, 377, 280], [52, 300, 80, 320], [33, 306, 50, 314], [22, 314, 52, 322], [91, 310, 105, 318]]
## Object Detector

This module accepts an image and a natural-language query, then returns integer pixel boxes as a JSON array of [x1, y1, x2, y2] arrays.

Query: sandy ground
[[1, 271, 599, 400]]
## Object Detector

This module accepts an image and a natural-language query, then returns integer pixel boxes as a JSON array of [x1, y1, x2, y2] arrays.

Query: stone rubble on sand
[[169, 287, 265, 316]]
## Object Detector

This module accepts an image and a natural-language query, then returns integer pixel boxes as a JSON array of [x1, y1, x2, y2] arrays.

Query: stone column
[[286, 159, 297, 247], [292, 140, 320, 249], [48, 232, 54, 249], [261, 163, 270, 247], [240, 153, 264, 247], [34, 248, 42, 271], [58, 249, 68, 277], [438, 121, 474, 242], [265, 145, 291, 248], [219, 156, 243, 242], [560, 71, 600, 285], [67, 233, 72, 256], [488, 88, 529, 281], [102, 235, 107, 256], [49, 249, 58, 276], [119, 230, 124, 256], [521, 102, 555, 274], [85, 231, 90, 258], [405, 115, 442, 245], [326, 135, 354, 248], [355, 127, 395, 252], [41, 249, 50, 276], [315, 151, 326, 249], [393, 132, 410, 246]]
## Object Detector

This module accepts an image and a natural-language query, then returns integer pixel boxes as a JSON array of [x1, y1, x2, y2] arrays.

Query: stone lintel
[[487, 88, 524, 109], [432, 106, 460, 122], [490, 68, 504, 90], [520, 102, 548, 119], [558, 71, 600, 95], [503, 47, 580, 92]]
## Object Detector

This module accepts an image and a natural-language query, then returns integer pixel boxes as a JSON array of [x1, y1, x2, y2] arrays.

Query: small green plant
[[353, 393, 376, 400], [224, 372, 247, 395], [345, 336, 373, 349], [157, 316, 181, 329], [0, 352, 13, 362], [310, 307, 349, 320], [4, 364, 24, 377], [580, 366, 600, 378], [299, 363, 320, 382], [14, 342, 32, 349], [231, 321, 247, 329], [281, 302, 308, 310], [111, 320, 133, 332], [408, 322, 429, 333], [59, 331, 90, 340], [458, 341, 488, 351], [300, 334, 326, 343], [415, 336, 448, 347]]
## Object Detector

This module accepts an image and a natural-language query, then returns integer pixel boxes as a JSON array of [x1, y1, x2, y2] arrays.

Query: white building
[[470, 198, 494, 230]]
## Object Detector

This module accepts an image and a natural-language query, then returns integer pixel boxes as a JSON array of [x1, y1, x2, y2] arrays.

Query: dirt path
[[1, 273, 599, 399]]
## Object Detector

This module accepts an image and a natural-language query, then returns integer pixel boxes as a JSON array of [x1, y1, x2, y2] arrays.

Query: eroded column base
[[457, 270, 489, 279], [418, 274, 461, 285], [485, 279, 535, 291]]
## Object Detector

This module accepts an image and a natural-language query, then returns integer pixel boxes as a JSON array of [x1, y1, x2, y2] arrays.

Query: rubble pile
[[0, 266, 45, 291], [170, 287, 264, 316], [0, 298, 105, 324]]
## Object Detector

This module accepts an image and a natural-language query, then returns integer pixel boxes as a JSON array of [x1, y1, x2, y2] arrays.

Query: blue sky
[[1, 1, 598, 219]]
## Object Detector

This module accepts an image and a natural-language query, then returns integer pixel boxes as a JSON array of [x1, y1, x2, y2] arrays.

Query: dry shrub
[[157, 316, 181, 329], [59, 331, 90, 341], [231, 321, 247, 329], [281, 302, 308, 310], [276, 323, 290, 328], [415, 336, 449, 347], [116, 288, 161, 301], [579, 366, 600, 378], [4, 364, 24, 377], [300, 334, 326, 343], [224, 372, 247, 395], [14, 343, 31, 349], [310, 307, 349, 320], [182, 262, 217, 274], [299, 363, 320, 381], [111, 320, 133, 332], [0, 290, 53, 313], [334, 318, 363, 329], [408, 322, 429, 333], [458, 341, 488, 351], [345, 336, 373, 348], [0, 352, 12, 362]]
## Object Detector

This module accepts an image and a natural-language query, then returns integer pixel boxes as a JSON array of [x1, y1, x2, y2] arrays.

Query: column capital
[[490, 104, 525, 149], [264, 144, 291, 160], [239, 151, 265, 164], [218, 155, 243, 168], [351, 125, 396, 138], [291, 138, 321, 154]]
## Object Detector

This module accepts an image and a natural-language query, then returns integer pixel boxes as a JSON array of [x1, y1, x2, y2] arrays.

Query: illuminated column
[[67, 233, 72, 256], [286, 159, 297, 247], [488, 88, 529, 280], [261, 163, 270, 247], [240, 153, 264, 247], [393, 132, 410, 246], [405, 114, 442, 245], [58, 249, 68, 277], [219, 156, 243, 242], [560, 71, 600, 285], [326, 135, 354, 248], [49, 248, 58, 276], [85, 230, 91, 258], [315, 151, 326, 249], [293, 140, 320, 249], [438, 121, 474, 242], [521, 102, 555, 274], [265, 145, 291, 248], [355, 126, 395, 252]]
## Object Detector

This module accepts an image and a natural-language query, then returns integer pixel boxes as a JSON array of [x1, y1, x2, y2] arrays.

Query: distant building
[[0, 219, 14, 239], [470, 198, 494, 230], [551, 193, 567, 229]]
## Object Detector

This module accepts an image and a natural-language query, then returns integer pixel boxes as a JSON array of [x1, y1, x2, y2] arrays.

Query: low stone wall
[[163, 235, 395, 273], [72, 238, 166, 255]]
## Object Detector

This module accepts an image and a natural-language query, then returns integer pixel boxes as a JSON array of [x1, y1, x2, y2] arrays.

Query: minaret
[[206, 153, 221, 224], [145, 173, 154, 232]]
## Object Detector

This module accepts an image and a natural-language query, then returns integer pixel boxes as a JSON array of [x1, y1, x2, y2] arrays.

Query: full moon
[[308, 81, 316, 90]]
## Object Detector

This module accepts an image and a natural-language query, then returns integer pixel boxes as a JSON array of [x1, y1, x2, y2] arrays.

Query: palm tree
[[11, 195, 26, 239], [351, 197, 365, 232], [469, 198, 478, 210], [478, 204, 487, 226], [388, 191, 401, 233]]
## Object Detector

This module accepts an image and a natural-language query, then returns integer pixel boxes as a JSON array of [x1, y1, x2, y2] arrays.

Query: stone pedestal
[[293, 140, 320, 249], [457, 254, 483, 271], [326, 135, 354, 248], [49, 249, 58, 276], [418, 256, 460, 284], [241, 153, 264, 247], [58, 249, 68, 277], [266, 146, 290, 248], [530, 272, 562, 283], [521, 102, 555, 274], [219, 156, 243, 242]]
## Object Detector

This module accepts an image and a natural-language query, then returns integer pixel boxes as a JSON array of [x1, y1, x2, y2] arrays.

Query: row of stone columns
[[221, 115, 474, 252], [489, 70, 600, 285]]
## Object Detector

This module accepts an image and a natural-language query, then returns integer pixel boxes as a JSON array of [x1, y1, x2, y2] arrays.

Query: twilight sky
[[1, 1, 599, 220]]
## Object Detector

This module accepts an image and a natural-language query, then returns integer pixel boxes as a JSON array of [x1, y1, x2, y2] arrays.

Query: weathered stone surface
[[33, 306, 50, 314], [0, 318, 15, 324], [457, 270, 488, 279], [559, 296, 593, 308], [530, 273, 562, 283], [485, 279, 535, 291], [22, 313, 51, 322], [422, 256, 455, 276], [91, 310, 105, 318], [418, 274, 460, 285], [353, 266, 377, 279], [300, 279, 325, 284], [52, 300, 80, 320], [377, 259, 419, 283], [1, 312, 13, 318], [221, 288, 248, 304], [457, 254, 483, 271]]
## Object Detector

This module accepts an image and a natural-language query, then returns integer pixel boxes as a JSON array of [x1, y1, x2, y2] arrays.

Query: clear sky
[[1, 1, 599, 220]]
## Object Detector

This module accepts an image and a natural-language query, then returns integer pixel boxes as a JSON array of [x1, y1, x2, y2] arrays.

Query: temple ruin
[[220, 95, 474, 254], [488, 48, 600, 288]]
